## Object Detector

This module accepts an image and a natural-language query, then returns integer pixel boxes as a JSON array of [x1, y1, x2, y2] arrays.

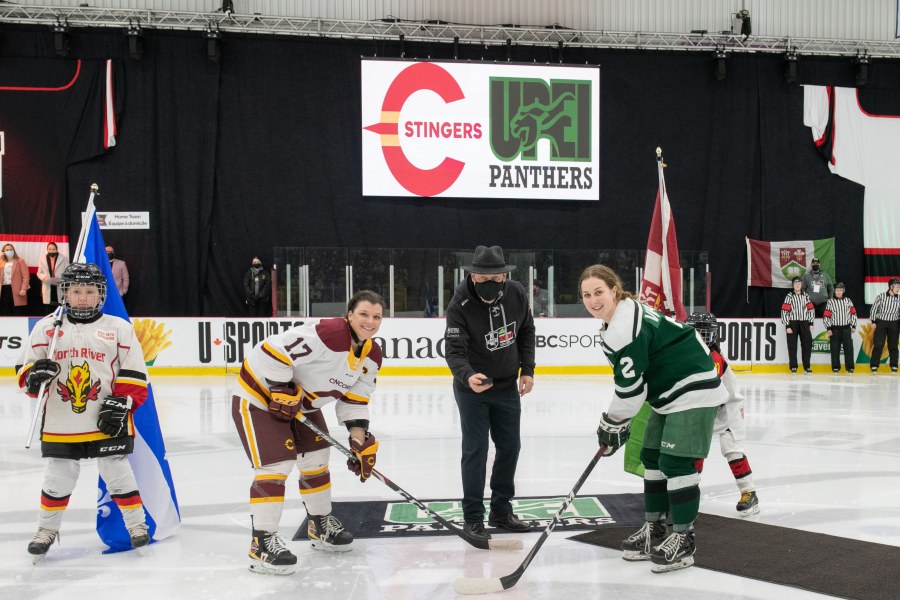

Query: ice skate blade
[[31, 553, 48, 565], [738, 505, 761, 517], [650, 555, 694, 573], [309, 540, 353, 553], [622, 550, 652, 561], [249, 560, 297, 576]]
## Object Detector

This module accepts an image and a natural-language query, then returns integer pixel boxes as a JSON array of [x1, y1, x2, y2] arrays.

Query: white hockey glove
[[97, 396, 133, 437], [26, 359, 61, 395], [596, 412, 631, 456]]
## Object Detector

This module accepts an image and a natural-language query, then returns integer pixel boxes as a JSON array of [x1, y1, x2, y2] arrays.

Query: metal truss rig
[[2, 4, 900, 59]]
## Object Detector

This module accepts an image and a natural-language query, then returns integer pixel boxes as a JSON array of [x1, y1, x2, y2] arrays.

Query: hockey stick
[[295, 413, 523, 551], [454, 445, 607, 594], [25, 183, 99, 448]]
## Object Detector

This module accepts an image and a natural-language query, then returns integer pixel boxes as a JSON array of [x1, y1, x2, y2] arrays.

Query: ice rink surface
[[2, 372, 899, 600]]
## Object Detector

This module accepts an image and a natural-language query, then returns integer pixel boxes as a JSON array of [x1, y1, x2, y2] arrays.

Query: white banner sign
[[97, 211, 150, 229], [361, 59, 600, 200]]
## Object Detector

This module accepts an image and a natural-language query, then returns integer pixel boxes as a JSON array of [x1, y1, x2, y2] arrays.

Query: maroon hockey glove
[[267, 384, 303, 422], [347, 432, 379, 482]]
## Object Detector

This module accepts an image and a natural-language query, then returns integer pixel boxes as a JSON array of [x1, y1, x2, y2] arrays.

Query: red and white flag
[[638, 152, 686, 321]]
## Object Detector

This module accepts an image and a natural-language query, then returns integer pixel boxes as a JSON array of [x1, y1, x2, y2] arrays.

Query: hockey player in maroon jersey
[[686, 312, 760, 516], [17, 263, 151, 562], [232, 290, 385, 575]]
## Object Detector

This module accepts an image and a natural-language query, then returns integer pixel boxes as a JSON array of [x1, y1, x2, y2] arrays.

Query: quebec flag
[[78, 203, 180, 552]]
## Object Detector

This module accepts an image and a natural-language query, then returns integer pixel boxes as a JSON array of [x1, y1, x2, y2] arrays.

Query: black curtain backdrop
[[2, 24, 893, 317]]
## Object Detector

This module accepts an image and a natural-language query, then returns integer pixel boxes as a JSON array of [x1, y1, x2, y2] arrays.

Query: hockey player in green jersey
[[580, 264, 728, 573]]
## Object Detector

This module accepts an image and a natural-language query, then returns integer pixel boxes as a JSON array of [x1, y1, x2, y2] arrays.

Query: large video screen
[[362, 59, 600, 200]]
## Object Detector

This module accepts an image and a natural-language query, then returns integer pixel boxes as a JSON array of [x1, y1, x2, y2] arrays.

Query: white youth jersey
[[18, 313, 149, 443], [237, 317, 382, 426]]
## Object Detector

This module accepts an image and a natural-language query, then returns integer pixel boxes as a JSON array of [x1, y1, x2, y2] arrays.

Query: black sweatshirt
[[444, 277, 536, 391]]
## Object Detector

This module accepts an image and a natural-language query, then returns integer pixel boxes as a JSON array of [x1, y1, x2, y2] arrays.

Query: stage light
[[52, 19, 70, 57], [855, 51, 870, 87], [784, 49, 798, 84], [126, 22, 143, 60], [205, 25, 222, 63], [715, 47, 727, 81]]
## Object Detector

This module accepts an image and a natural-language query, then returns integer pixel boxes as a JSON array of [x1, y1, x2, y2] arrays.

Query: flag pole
[[25, 183, 100, 448], [655, 147, 674, 316]]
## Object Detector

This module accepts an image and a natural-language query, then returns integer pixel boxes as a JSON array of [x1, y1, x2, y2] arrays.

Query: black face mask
[[107, 253, 115, 261], [812, 264, 820, 272], [48, 252, 59, 258], [474, 280, 505, 303], [252, 263, 262, 268]]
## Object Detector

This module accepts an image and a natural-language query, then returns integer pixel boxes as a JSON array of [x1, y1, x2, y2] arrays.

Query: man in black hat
[[444, 245, 536, 541]]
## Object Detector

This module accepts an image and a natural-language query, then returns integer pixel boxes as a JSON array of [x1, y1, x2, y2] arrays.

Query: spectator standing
[[105, 245, 129, 299], [782, 276, 815, 375], [243, 257, 272, 317], [1, 242, 30, 316], [444, 245, 535, 542], [868, 278, 900, 374], [801, 257, 834, 318], [823, 282, 858, 374], [36, 242, 69, 311], [532, 279, 549, 317]]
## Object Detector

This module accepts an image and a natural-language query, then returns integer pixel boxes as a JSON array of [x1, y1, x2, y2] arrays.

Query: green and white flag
[[746, 237, 835, 288]]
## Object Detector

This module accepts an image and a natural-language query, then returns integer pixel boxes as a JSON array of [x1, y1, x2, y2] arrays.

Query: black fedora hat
[[462, 245, 516, 274]]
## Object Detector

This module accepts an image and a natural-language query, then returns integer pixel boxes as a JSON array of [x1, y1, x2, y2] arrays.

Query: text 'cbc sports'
[[536, 334, 604, 349]]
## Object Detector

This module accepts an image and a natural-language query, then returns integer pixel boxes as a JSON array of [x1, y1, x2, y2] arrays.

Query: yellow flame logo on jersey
[[56, 361, 102, 414]]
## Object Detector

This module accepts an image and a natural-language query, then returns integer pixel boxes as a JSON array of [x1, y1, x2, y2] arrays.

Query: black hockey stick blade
[[295, 413, 523, 551], [453, 445, 607, 594]]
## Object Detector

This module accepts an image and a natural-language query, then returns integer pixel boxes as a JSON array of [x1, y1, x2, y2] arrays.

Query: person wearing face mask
[[443, 245, 536, 543], [800, 257, 834, 319], [105, 245, 130, 300], [0, 243, 31, 316], [243, 257, 272, 317], [36, 242, 70, 311]]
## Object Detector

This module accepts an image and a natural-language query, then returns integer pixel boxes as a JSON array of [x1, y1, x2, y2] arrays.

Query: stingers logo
[[57, 361, 102, 414], [364, 62, 469, 197]]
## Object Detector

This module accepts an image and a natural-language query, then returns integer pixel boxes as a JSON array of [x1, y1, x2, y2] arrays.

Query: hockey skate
[[308, 514, 353, 552], [621, 520, 667, 561], [27, 527, 58, 564], [128, 523, 150, 548], [736, 491, 760, 516], [650, 530, 696, 573], [248, 529, 297, 575]]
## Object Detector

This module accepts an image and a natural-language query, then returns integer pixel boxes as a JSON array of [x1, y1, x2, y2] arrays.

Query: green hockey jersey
[[599, 298, 727, 419]]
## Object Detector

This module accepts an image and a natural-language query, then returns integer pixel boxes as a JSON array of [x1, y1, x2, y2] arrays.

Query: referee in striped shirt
[[782, 277, 815, 374], [823, 282, 857, 374], [869, 278, 900, 374]]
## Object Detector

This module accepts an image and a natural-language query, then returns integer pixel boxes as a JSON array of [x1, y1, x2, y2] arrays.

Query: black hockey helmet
[[686, 311, 718, 347], [889, 278, 900, 288], [834, 281, 845, 290], [60, 262, 107, 319]]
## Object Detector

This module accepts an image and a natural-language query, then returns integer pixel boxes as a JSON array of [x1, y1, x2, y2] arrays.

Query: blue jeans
[[453, 382, 521, 523]]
